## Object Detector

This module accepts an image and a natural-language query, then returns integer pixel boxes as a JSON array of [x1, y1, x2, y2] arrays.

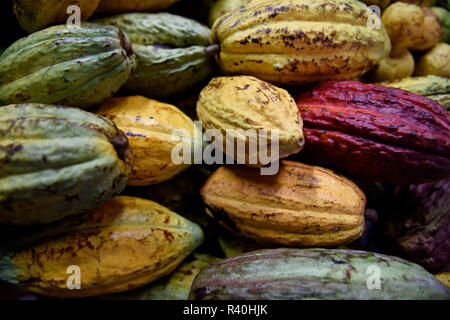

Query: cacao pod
[[200, 161, 366, 247], [415, 43, 450, 78], [0, 196, 204, 297], [97, 96, 196, 186], [189, 248, 450, 300], [0, 104, 133, 225], [0, 24, 135, 109], [386, 178, 449, 270], [94, 13, 213, 98], [380, 75, 450, 110], [13, 0, 101, 33], [211, 0, 391, 85], [197, 76, 304, 166], [295, 81, 450, 184], [96, 0, 180, 14], [102, 253, 220, 300], [367, 49, 415, 82]]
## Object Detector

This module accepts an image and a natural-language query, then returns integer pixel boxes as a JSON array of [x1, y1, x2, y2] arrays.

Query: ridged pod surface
[[380, 75, 450, 110], [296, 81, 450, 184], [211, 0, 391, 85], [189, 248, 450, 300], [94, 13, 212, 98], [13, 0, 101, 33], [386, 178, 450, 270], [0, 104, 133, 225], [0, 24, 135, 109], [200, 161, 366, 247], [0, 196, 204, 297], [197, 76, 304, 166], [97, 96, 195, 186]]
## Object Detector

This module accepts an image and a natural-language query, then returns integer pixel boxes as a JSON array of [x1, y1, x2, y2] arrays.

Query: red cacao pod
[[295, 81, 450, 184]]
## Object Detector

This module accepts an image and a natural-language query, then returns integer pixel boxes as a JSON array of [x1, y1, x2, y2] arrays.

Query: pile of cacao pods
[[0, 0, 449, 300]]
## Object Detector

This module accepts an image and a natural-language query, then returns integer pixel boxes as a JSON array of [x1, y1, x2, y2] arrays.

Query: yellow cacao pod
[[415, 43, 450, 77], [97, 96, 195, 186], [0, 196, 204, 297], [13, 0, 101, 33], [200, 161, 366, 247], [211, 0, 391, 85], [196, 76, 304, 166]]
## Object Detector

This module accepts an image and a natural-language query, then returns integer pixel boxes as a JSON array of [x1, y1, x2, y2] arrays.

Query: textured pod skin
[[0, 196, 204, 297], [96, 0, 180, 13], [211, 0, 391, 85], [380, 75, 450, 109], [295, 81, 450, 184], [0, 104, 133, 225], [97, 96, 195, 186], [200, 161, 366, 247], [386, 178, 450, 270], [13, 0, 101, 33], [104, 253, 220, 300], [189, 248, 450, 300], [197, 76, 304, 165], [0, 24, 136, 109], [95, 13, 212, 98]]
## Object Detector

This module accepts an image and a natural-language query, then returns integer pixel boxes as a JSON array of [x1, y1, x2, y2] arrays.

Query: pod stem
[[205, 44, 220, 56]]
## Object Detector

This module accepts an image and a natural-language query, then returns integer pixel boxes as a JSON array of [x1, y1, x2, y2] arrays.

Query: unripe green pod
[[189, 248, 450, 300], [0, 24, 135, 109], [94, 13, 213, 98], [0, 104, 133, 225]]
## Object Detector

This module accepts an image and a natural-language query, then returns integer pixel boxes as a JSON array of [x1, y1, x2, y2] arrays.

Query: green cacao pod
[[0, 104, 133, 225], [380, 75, 450, 110], [0, 24, 135, 109], [189, 248, 450, 300], [94, 13, 213, 98], [0, 196, 204, 297]]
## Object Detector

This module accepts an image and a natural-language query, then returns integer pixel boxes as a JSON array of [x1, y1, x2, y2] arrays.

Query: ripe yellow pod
[[97, 96, 195, 186], [367, 49, 415, 82], [196, 75, 304, 167], [211, 0, 391, 85], [200, 161, 366, 247], [0, 196, 204, 297]]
